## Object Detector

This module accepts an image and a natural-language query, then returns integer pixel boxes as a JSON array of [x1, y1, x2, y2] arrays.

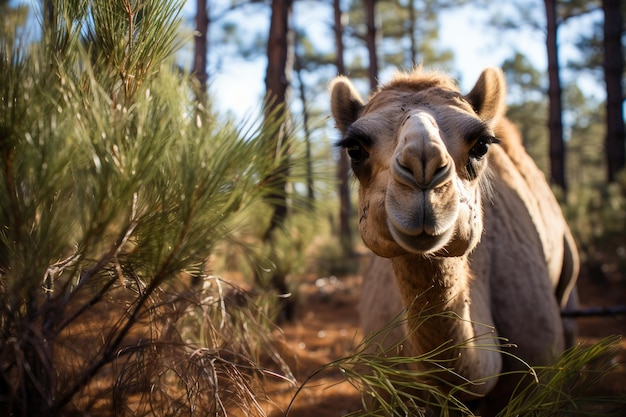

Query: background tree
[[193, 0, 209, 101], [365, 0, 379, 90], [501, 51, 551, 175], [265, 0, 294, 114], [564, 1, 625, 181], [545, 0, 567, 190], [379, 0, 458, 70], [602, 0, 625, 182], [333, 0, 354, 256], [487, 0, 606, 192], [262, 0, 296, 319], [565, 84, 605, 188], [293, 28, 321, 207]]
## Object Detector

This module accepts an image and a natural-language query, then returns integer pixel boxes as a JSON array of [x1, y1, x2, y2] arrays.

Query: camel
[[330, 67, 579, 415]]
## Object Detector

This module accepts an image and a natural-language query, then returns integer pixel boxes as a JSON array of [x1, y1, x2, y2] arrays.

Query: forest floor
[[260, 259, 626, 416]]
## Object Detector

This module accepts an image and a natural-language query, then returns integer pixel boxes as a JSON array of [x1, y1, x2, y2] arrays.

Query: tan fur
[[330, 68, 579, 415]]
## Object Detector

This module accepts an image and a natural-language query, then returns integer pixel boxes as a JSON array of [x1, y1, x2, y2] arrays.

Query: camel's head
[[330, 68, 506, 258]]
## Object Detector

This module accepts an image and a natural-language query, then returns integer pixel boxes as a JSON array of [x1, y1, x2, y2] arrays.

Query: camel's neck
[[390, 254, 487, 381], [389, 253, 502, 396], [391, 254, 471, 315]]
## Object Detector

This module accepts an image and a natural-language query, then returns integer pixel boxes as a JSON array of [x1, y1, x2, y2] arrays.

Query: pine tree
[[602, 0, 625, 182], [378, 0, 458, 70], [545, 0, 567, 191], [501, 51, 550, 176], [0, 0, 293, 415]]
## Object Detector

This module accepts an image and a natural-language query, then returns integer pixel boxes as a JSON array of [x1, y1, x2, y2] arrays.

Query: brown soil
[[260, 268, 626, 416]]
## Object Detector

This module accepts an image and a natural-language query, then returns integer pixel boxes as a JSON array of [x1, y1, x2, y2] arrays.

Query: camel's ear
[[464, 67, 506, 124], [330, 76, 365, 133]]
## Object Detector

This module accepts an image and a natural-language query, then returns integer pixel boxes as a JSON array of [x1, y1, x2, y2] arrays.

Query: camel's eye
[[469, 136, 499, 161], [337, 130, 371, 165], [346, 145, 369, 164], [466, 135, 500, 180], [470, 140, 489, 160]]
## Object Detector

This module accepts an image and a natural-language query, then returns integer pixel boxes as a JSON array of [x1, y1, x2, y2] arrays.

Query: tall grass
[[288, 309, 624, 417], [500, 336, 624, 417]]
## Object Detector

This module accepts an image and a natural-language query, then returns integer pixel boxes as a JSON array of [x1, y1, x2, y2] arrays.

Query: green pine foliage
[[0, 1, 297, 415]]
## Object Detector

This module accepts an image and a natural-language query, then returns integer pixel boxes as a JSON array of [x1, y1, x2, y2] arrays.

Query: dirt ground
[[260, 264, 626, 416]]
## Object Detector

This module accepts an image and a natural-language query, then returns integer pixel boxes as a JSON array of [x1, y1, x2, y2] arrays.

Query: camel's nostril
[[392, 157, 452, 190], [399, 160, 413, 176], [392, 157, 418, 188], [433, 165, 446, 177], [431, 163, 452, 188]]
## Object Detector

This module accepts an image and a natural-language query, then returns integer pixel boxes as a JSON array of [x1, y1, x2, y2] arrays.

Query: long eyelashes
[[337, 139, 369, 165], [469, 135, 500, 161], [466, 135, 500, 179], [336, 128, 372, 165]]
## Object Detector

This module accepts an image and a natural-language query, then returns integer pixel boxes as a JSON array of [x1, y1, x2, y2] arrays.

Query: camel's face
[[330, 68, 507, 258]]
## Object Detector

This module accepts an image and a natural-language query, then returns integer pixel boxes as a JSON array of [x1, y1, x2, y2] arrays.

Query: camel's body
[[330, 68, 578, 415]]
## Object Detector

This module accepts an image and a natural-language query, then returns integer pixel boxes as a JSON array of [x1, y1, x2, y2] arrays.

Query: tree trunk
[[603, 0, 625, 182], [263, 0, 294, 320], [333, 0, 345, 76], [365, 0, 379, 91], [294, 52, 314, 205], [408, 0, 417, 67], [263, 0, 293, 238], [334, 0, 353, 255], [545, 0, 567, 191], [193, 0, 209, 103], [265, 0, 293, 115]]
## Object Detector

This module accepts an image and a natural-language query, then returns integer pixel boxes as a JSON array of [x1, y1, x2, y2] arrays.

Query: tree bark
[[265, 0, 293, 115], [408, 0, 417, 67], [334, 0, 353, 255], [603, 0, 625, 182], [294, 52, 314, 204], [263, 0, 293, 239], [333, 0, 345, 76], [193, 0, 209, 103], [262, 0, 294, 319], [545, 0, 567, 191], [365, 0, 379, 91]]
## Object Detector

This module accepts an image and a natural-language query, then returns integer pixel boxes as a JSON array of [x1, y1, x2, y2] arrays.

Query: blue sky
[[178, 1, 604, 120]]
